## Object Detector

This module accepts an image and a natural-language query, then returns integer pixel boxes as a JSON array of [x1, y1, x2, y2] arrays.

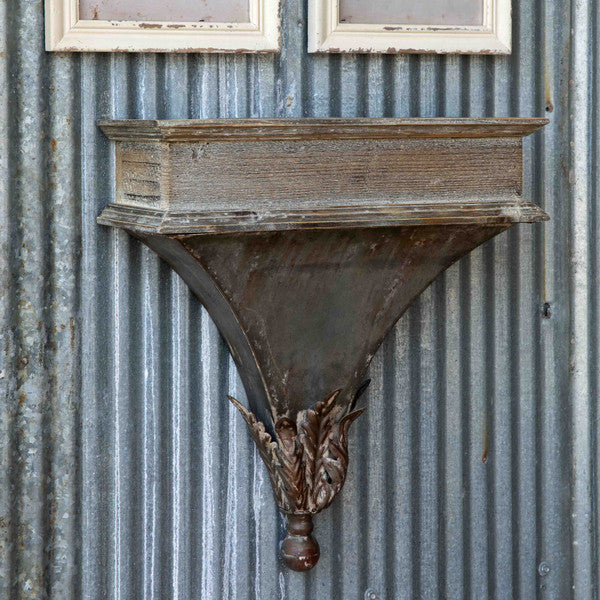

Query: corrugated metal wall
[[1, 0, 597, 598]]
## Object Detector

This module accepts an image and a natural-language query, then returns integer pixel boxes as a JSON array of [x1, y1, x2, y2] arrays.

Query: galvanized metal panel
[[0, 0, 596, 598]]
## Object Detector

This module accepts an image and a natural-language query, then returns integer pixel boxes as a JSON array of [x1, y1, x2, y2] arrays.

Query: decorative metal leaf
[[314, 388, 341, 417], [338, 408, 365, 447], [348, 378, 371, 414], [228, 395, 293, 512], [229, 386, 365, 515], [275, 417, 306, 510]]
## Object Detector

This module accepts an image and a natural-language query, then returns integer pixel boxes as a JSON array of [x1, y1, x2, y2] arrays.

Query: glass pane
[[339, 0, 484, 26], [79, 0, 250, 23]]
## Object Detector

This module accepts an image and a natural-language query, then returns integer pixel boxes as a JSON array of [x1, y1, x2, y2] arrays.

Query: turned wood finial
[[280, 514, 320, 571]]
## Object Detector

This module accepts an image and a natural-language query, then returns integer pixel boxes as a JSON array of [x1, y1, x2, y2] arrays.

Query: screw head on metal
[[538, 561, 551, 576]]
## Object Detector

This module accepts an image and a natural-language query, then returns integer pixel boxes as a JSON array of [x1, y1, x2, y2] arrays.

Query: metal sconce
[[98, 117, 548, 571]]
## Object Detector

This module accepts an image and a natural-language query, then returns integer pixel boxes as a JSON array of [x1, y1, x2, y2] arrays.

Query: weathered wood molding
[[98, 118, 548, 233], [98, 118, 548, 571]]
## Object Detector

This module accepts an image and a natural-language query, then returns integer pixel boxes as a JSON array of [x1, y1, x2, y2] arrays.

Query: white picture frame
[[308, 0, 511, 54], [45, 0, 280, 52]]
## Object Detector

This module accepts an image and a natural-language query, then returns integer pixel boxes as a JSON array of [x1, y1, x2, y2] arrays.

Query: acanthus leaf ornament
[[228, 381, 369, 570]]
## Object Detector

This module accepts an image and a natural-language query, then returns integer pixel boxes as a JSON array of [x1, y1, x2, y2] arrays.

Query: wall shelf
[[98, 117, 548, 571]]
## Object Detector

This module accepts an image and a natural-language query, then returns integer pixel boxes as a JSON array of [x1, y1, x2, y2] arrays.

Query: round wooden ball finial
[[280, 514, 320, 571]]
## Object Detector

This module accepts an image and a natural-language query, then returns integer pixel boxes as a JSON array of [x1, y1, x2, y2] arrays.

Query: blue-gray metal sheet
[[0, 0, 596, 598]]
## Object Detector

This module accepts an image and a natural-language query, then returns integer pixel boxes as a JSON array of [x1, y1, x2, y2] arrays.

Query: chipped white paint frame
[[308, 0, 511, 54], [45, 0, 280, 52]]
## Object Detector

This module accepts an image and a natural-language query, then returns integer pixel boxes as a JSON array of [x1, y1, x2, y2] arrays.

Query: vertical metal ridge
[[418, 285, 441, 599], [407, 300, 421, 598], [380, 329, 396, 600], [45, 49, 81, 600], [223, 360, 253, 600], [415, 57, 443, 599], [79, 53, 103, 600], [108, 228, 128, 600], [433, 274, 448, 600], [442, 261, 464, 600], [0, 0, 11, 592], [569, 0, 594, 597], [515, 1, 545, 597], [364, 333, 385, 594], [137, 244, 160, 600], [390, 313, 414, 599], [9, 2, 52, 598], [592, 0, 600, 592], [463, 55, 490, 600], [458, 255, 472, 600], [491, 46, 513, 600], [107, 51, 133, 600], [168, 273, 191, 599]]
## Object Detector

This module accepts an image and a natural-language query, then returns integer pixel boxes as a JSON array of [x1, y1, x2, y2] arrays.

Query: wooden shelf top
[[99, 117, 549, 142], [98, 117, 549, 234]]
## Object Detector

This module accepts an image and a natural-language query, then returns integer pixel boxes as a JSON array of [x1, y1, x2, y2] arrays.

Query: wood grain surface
[[99, 118, 549, 233], [99, 117, 549, 141], [167, 137, 522, 209]]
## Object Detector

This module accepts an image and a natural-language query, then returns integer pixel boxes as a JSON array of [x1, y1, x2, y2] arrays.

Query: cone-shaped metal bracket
[[98, 117, 548, 570]]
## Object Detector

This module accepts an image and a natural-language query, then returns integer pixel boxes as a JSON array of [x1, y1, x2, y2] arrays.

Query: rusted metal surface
[[0, 0, 596, 595], [137, 223, 518, 570], [171, 226, 516, 416]]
